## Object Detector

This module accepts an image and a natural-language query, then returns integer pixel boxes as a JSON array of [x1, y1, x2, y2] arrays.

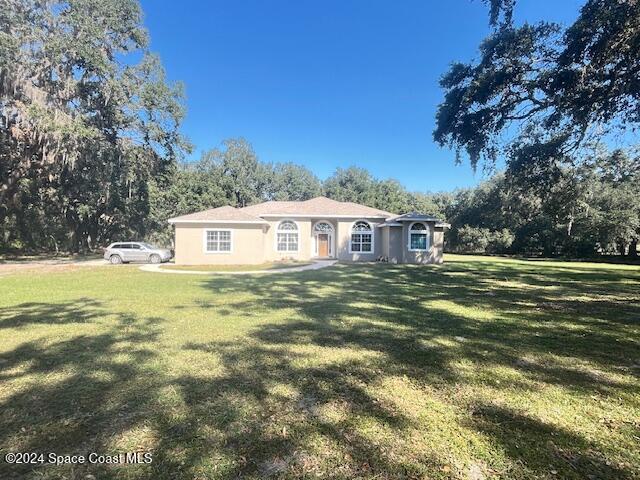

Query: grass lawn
[[0, 255, 638, 479], [161, 261, 312, 272]]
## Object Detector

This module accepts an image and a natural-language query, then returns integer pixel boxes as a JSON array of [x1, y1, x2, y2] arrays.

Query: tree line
[[433, 0, 640, 257], [1, 0, 638, 258], [146, 141, 639, 258], [441, 149, 640, 257], [145, 138, 444, 247]]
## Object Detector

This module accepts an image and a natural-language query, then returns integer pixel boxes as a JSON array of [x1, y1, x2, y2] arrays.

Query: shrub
[[487, 228, 515, 254], [456, 226, 491, 253], [453, 225, 514, 254]]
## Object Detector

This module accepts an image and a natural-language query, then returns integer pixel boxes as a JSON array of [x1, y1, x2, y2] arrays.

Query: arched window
[[350, 220, 373, 253], [276, 220, 299, 252], [408, 222, 429, 251], [313, 221, 334, 233]]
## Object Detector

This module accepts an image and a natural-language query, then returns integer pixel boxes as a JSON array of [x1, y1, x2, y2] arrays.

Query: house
[[168, 196, 449, 265]]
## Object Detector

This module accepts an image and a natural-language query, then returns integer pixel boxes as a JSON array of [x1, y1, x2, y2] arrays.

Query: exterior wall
[[174, 223, 266, 265], [399, 221, 444, 264], [263, 217, 384, 262], [381, 226, 390, 258], [335, 218, 384, 261], [387, 226, 403, 263], [263, 218, 314, 262], [173, 217, 446, 265], [432, 227, 445, 263]]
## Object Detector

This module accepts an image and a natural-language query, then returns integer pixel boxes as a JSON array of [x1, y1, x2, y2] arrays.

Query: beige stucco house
[[168, 196, 449, 265]]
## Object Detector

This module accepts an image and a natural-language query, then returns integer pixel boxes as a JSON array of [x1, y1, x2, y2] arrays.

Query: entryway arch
[[312, 220, 335, 258]]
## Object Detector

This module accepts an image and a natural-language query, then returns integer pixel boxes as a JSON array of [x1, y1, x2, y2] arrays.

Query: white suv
[[103, 242, 172, 264]]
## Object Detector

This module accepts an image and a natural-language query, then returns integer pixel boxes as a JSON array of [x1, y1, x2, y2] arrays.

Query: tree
[[590, 150, 640, 256], [438, 147, 640, 257], [434, 0, 640, 178], [0, 0, 187, 252], [372, 179, 411, 214], [146, 159, 228, 245], [323, 167, 377, 205], [204, 138, 272, 208], [269, 163, 322, 201]]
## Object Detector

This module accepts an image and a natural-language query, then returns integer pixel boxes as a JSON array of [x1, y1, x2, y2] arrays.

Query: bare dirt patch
[[0, 258, 105, 276]]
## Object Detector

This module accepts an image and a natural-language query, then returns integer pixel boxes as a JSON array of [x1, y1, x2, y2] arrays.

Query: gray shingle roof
[[168, 206, 268, 224], [167, 198, 450, 225], [240, 196, 395, 218]]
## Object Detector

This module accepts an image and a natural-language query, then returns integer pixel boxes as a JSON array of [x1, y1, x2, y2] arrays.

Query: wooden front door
[[318, 234, 329, 257]]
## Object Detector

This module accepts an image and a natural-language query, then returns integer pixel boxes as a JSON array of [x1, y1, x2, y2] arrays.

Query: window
[[276, 220, 298, 252], [350, 220, 373, 253], [205, 229, 232, 253], [409, 222, 429, 251], [313, 221, 333, 233]]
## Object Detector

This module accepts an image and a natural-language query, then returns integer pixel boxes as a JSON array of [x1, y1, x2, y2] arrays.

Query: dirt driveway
[[0, 257, 106, 276]]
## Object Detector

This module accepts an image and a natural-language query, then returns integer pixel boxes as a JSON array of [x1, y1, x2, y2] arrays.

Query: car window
[[119, 244, 131, 249], [141, 243, 155, 249], [111, 243, 124, 249], [130, 244, 141, 250]]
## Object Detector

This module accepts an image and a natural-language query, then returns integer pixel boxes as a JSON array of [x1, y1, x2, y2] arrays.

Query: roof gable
[[388, 212, 442, 222], [380, 212, 450, 228]]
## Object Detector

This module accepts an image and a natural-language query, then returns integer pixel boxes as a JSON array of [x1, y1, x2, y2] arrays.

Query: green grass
[[0, 255, 638, 479], [161, 261, 312, 272]]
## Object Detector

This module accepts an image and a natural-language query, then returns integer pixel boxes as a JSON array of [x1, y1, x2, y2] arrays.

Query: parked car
[[103, 242, 172, 264]]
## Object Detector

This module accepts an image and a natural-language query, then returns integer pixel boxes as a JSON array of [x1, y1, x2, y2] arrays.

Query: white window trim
[[203, 228, 233, 254], [348, 219, 375, 254], [312, 220, 334, 234], [408, 222, 430, 252], [274, 219, 300, 253]]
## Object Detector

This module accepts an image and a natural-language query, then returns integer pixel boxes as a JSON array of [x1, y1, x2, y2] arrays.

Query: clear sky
[[140, 0, 583, 192]]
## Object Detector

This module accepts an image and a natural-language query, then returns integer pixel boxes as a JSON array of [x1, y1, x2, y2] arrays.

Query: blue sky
[[140, 0, 583, 192]]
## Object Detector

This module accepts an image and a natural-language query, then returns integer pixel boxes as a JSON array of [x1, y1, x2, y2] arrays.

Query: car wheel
[[110, 255, 123, 265], [150, 254, 161, 264]]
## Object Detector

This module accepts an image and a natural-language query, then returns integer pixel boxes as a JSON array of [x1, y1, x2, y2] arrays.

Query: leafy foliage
[[323, 167, 377, 206], [0, 0, 187, 252], [435, 0, 640, 177], [2, 0, 637, 261], [443, 150, 640, 256]]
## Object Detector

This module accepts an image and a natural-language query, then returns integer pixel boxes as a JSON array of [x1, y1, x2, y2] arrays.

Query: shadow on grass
[[0, 259, 638, 479], [0, 298, 104, 330], [468, 403, 630, 478]]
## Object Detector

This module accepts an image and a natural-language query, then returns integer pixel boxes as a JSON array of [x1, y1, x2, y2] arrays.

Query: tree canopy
[[434, 0, 640, 180], [1, 0, 187, 251], [2, 0, 638, 259]]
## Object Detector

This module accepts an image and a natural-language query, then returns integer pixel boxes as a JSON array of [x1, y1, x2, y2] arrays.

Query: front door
[[318, 234, 329, 257]]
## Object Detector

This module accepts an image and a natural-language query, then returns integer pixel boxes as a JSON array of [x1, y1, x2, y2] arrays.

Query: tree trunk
[[617, 240, 628, 257], [629, 238, 638, 258], [49, 235, 59, 255]]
